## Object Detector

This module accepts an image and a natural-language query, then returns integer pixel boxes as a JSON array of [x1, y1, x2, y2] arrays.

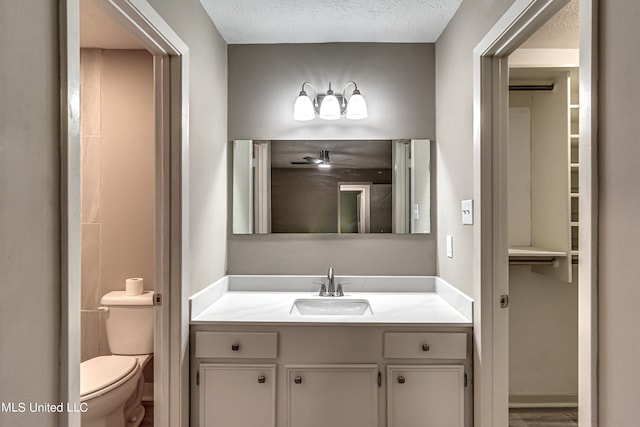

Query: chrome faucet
[[316, 267, 346, 297], [326, 267, 335, 296]]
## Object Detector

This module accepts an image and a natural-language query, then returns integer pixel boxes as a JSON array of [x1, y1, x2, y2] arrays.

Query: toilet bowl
[[81, 291, 154, 427], [81, 355, 149, 427]]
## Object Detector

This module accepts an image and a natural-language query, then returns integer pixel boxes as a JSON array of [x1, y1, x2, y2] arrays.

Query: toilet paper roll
[[125, 278, 144, 296]]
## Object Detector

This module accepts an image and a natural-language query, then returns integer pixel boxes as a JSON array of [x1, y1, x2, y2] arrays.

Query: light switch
[[461, 199, 474, 225], [446, 235, 453, 258]]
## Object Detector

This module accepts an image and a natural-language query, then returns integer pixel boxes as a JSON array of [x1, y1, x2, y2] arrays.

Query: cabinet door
[[285, 364, 378, 427], [200, 364, 276, 427], [387, 365, 464, 427]]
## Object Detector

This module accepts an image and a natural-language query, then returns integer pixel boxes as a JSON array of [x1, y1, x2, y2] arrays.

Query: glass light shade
[[319, 94, 341, 120], [346, 93, 368, 120], [293, 95, 315, 121]]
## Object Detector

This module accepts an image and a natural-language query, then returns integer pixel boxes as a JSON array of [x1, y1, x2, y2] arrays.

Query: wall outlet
[[461, 199, 474, 225], [446, 235, 453, 258]]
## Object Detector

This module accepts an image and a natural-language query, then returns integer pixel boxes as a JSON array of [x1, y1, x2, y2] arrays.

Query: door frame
[[338, 183, 372, 233], [60, 1, 190, 426], [472, 1, 598, 426]]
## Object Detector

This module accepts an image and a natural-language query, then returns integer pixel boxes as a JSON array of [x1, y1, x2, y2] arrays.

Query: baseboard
[[509, 394, 578, 408]]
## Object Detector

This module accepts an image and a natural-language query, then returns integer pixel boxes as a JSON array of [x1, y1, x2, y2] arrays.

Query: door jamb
[[60, 1, 190, 426], [472, 0, 598, 426], [59, 2, 81, 426]]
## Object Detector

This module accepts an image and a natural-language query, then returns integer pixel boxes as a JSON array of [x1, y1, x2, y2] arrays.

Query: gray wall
[[148, 0, 228, 296], [227, 43, 437, 275], [599, 0, 640, 424], [435, 0, 515, 296], [509, 267, 578, 402], [0, 1, 60, 426], [229, 43, 435, 140]]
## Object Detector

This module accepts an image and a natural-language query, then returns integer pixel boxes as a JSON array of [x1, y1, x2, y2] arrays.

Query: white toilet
[[81, 291, 154, 427]]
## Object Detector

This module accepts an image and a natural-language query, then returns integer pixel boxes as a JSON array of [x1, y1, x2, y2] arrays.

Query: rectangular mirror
[[232, 139, 431, 234]]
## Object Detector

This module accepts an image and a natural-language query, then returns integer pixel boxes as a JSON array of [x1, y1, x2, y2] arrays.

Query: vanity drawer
[[196, 332, 278, 359], [384, 332, 466, 360]]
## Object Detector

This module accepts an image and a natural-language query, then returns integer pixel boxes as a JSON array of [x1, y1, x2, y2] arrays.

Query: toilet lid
[[81, 355, 138, 397]]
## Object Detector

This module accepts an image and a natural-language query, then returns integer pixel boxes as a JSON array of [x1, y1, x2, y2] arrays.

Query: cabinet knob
[[294, 376, 302, 384], [258, 376, 266, 384], [398, 376, 406, 384], [231, 343, 240, 351], [422, 343, 430, 352]]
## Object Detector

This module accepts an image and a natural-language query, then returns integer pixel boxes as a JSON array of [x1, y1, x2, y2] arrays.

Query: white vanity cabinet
[[387, 365, 465, 427], [384, 332, 467, 427], [199, 364, 276, 427], [191, 326, 472, 427], [195, 331, 279, 427], [285, 365, 379, 427]]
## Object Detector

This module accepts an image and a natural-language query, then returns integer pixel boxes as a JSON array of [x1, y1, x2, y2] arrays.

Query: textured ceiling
[[198, 0, 463, 44], [520, 0, 579, 49]]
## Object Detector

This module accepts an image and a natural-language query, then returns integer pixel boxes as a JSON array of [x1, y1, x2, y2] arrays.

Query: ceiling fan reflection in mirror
[[290, 150, 353, 168]]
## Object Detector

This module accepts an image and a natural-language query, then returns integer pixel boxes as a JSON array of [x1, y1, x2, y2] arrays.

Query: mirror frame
[[231, 139, 432, 235]]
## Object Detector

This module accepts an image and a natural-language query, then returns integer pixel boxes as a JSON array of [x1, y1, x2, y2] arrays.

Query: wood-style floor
[[510, 408, 578, 427]]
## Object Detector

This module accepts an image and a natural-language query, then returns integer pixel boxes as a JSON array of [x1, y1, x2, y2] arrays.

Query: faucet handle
[[313, 280, 327, 296], [336, 281, 350, 297]]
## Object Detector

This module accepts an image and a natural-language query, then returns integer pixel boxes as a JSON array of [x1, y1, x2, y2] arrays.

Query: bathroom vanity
[[189, 275, 473, 427]]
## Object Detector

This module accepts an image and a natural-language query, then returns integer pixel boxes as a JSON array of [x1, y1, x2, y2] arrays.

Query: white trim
[[473, 0, 598, 426], [62, 1, 190, 426], [577, 0, 598, 425], [59, 1, 82, 425], [338, 183, 371, 233], [253, 141, 271, 233], [153, 52, 172, 427], [509, 393, 579, 408]]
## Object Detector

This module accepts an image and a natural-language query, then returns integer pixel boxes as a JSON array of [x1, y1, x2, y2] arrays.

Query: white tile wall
[[80, 49, 106, 361]]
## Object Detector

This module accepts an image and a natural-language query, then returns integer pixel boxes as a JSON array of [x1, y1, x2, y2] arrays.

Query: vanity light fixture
[[293, 81, 368, 121]]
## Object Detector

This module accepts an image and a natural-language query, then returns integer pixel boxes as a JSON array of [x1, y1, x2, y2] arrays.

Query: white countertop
[[190, 276, 473, 327]]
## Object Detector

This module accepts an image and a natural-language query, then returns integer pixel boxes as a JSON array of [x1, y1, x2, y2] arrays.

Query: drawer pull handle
[[422, 344, 430, 352], [398, 376, 406, 384], [258, 376, 266, 384], [294, 376, 303, 384], [231, 343, 240, 351]]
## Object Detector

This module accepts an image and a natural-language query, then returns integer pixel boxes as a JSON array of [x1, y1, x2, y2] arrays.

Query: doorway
[[79, 14, 157, 424], [507, 64, 580, 424], [61, 0, 189, 426], [338, 183, 371, 233], [472, 0, 597, 426]]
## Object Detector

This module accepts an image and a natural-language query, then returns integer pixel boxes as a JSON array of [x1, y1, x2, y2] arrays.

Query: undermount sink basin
[[290, 299, 372, 316]]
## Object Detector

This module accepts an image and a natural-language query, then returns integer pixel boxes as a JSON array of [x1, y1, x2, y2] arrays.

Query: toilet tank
[[100, 291, 154, 355]]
